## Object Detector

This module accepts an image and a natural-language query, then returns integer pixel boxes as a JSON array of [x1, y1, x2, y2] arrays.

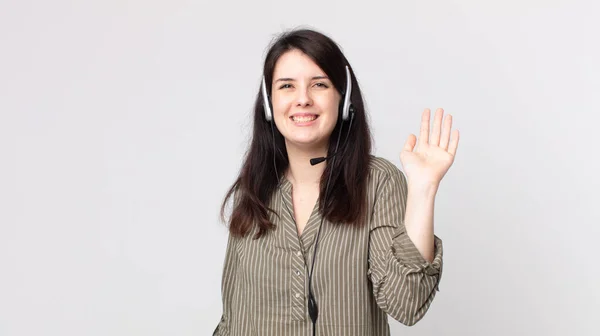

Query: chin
[[285, 136, 327, 149]]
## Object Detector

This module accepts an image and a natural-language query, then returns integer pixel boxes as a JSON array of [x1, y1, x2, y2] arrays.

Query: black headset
[[261, 65, 355, 335]]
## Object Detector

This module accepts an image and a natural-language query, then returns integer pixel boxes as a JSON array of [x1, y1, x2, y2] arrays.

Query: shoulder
[[367, 155, 407, 185], [364, 156, 408, 229], [368, 155, 401, 175]]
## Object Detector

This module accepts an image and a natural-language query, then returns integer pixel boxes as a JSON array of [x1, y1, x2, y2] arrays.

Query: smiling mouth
[[290, 115, 319, 122]]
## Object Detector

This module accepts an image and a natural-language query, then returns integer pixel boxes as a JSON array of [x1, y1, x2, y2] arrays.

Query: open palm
[[400, 108, 460, 187]]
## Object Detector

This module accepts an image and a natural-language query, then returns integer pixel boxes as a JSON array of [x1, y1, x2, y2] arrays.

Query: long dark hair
[[221, 28, 373, 239]]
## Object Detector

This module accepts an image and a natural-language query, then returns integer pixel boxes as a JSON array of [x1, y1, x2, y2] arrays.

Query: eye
[[278, 83, 292, 89], [314, 82, 329, 88]]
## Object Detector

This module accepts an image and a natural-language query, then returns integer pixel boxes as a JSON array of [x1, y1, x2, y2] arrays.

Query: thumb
[[402, 134, 416, 152]]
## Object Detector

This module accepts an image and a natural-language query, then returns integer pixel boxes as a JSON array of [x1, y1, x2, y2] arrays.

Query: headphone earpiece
[[261, 65, 353, 123], [340, 65, 353, 122], [261, 76, 273, 121]]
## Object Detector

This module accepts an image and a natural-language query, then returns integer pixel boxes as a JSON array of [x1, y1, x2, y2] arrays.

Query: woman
[[213, 28, 459, 336]]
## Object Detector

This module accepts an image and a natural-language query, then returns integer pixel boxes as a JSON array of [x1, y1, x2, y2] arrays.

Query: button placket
[[290, 248, 306, 321], [278, 179, 306, 321]]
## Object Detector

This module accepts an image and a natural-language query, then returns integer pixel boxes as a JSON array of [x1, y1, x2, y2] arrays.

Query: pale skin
[[270, 50, 461, 255], [401, 108, 460, 262]]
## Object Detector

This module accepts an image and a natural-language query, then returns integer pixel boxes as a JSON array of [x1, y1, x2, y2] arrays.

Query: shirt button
[[295, 270, 301, 276], [296, 251, 302, 257], [295, 293, 301, 298]]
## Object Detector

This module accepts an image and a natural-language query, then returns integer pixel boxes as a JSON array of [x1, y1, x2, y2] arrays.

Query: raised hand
[[400, 108, 460, 189]]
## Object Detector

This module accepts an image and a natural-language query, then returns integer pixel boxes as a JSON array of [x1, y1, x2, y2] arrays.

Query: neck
[[284, 142, 328, 186]]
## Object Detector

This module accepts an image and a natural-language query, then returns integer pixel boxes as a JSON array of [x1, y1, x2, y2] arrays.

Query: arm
[[213, 233, 239, 336], [404, 181, 438, 263], [367, 167, 443, 326]]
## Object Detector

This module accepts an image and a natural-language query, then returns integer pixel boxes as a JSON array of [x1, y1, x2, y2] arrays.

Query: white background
[[1, 0, 598, 335]]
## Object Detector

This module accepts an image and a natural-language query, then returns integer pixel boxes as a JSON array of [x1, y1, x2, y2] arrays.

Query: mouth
[[290, 114, 319, 123]]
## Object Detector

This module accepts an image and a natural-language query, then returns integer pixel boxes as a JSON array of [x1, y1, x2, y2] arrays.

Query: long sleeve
[[367, 165, 443, 326], [213, 232, 239, 336]]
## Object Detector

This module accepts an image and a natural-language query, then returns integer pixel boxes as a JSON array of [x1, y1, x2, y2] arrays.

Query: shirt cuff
[[391, 228, 443, 277]]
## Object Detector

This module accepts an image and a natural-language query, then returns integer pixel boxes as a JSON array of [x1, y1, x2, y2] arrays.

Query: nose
[[295, 87, 313, 107]]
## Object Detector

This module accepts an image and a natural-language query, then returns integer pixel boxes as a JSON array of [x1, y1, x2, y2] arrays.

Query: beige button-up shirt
[[213, 156, 443, 336]]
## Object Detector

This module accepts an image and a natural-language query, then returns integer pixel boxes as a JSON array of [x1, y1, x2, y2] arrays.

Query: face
[[270, 49, 341, 151]]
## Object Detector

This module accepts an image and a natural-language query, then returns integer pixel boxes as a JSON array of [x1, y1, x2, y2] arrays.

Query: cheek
[[272, 97, 292, 116], [319, 91, 341, 113], [320, 99, 340, 121]]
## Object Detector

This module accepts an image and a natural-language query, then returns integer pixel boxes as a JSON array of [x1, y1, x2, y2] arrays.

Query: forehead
[[272, 49, 326, 78]]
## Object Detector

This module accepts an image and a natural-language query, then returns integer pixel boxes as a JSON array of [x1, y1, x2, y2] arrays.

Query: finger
[[419, 109, 430, 147], [448, 129, 460, 156], [402, 134, 417, 152], [429, 108, 444, 146], [439, 114, 452, 150]]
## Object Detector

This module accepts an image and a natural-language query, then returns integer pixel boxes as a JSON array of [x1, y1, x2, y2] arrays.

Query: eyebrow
[[274, 76, 329, 83]]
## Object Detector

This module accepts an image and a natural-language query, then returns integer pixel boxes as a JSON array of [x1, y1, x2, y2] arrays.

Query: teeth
[[292, 115, 317, 122]]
